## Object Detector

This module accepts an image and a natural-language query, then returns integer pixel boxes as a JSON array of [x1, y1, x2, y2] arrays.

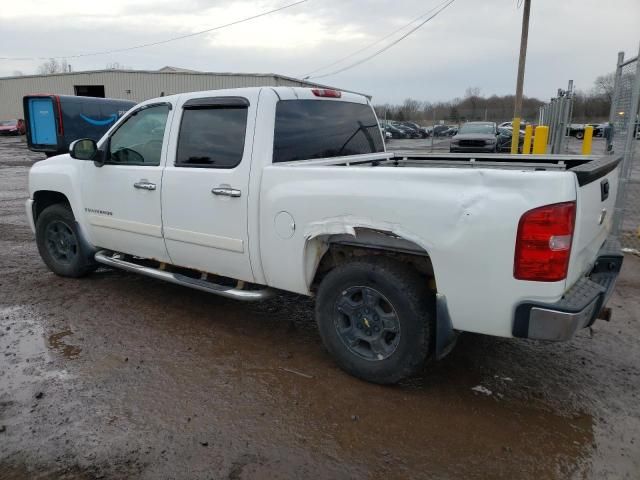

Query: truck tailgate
[[567, 156, 622, 286]]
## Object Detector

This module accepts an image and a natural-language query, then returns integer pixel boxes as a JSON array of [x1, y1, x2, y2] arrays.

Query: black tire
[[35, 204, 97, 278], [575, 131, 584, 140], [315, 257, 435, 384]]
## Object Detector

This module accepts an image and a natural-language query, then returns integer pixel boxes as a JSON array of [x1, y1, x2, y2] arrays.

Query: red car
[[0, 119, 26, 136]]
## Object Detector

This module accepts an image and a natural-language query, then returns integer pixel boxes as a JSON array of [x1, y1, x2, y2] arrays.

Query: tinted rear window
[[273, 100, 383, 163]]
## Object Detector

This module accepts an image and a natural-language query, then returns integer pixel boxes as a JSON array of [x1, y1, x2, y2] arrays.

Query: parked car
[[392, 123, 420, 138], [23, 94, 137, 156], [432, 124, 450, 137], [385, 124, 409, 139], [27, 86, 623, 384], [379, 125, 393, 140], [396, 125, 419, 138], [450, 122, 498, 152], [499, 120, 529, 130], [0, 118, 26, 135], [401, 121, 428, 138], [443, 127, 458, 137], [568, 124, 587, 139], [496, 127, 525, 152]]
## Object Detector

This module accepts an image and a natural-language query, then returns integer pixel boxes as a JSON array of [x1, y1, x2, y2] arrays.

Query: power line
[[306, 0, 456, 80], [300, 0, 448, 79], [0, 0, 310, 61]]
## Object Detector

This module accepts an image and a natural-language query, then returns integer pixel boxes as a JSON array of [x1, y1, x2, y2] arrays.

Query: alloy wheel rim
[[334, 286, 401, 361], [45, 220, 78, 264]]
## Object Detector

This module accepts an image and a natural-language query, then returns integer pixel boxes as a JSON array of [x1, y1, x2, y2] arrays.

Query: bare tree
[[399, 98, 423, 121], [37, 58, 69, 75], [464, 87, 481, 98], [594, 73, 615, 102], [464, 87, 482, 120]]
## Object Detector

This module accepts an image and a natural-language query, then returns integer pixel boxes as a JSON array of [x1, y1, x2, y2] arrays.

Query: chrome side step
[[94, 250, 274, 301]]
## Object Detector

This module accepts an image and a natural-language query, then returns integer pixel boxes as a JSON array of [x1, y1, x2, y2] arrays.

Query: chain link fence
[[610, 46, 640, 252], [538, 81, 575, 154]]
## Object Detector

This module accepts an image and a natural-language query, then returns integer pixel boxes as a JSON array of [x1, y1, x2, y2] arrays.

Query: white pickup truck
[[26, 87, 624, 384]]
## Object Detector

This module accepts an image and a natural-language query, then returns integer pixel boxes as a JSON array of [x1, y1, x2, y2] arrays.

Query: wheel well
[[310, 232, 436, 293], [33, 191, 70, 221]]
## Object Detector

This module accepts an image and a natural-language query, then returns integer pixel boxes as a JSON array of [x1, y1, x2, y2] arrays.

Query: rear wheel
[[35, 204, 97, 277], [315, 257, 435, 384]]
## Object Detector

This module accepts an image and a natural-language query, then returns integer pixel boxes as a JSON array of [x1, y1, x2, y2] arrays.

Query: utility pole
[[511, 0, 531, 154]]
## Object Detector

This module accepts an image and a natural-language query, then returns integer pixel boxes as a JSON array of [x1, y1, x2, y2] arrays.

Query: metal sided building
[[0, 67, 360, 119]]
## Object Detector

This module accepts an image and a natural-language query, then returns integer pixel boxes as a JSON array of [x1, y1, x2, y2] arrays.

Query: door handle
[[211, 187, 241, 198], [134, 181, 156, 191]]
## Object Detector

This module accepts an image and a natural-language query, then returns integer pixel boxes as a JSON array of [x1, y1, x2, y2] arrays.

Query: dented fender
[[302, 215, 433, 288]]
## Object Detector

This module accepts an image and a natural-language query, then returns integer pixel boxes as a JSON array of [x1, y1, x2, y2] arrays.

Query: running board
[[94, 250, 274, 301]]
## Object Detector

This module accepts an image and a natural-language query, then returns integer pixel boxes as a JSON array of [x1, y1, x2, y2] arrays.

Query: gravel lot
[[1, 135, 639, 479]]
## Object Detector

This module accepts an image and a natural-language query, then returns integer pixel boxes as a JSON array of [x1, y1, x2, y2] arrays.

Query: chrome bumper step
[[94, 250, 274, 301]]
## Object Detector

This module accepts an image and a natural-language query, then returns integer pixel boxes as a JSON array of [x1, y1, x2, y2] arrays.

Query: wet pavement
[[0, 135, 639, 479]]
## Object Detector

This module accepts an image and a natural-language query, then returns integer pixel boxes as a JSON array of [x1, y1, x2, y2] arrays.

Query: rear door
[[28, 97, 57, 146], [161, 91, 258, 282]]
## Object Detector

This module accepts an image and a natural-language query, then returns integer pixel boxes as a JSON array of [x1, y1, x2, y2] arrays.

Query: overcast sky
[[1, 0, 638, 104]]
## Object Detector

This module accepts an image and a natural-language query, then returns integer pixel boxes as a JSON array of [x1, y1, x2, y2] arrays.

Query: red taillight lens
[[311, 88, 342, 98], [514, 201, 576, 282]]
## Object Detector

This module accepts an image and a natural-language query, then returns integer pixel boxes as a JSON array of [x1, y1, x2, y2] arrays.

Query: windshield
[[459, 123, 495, 135], [0, 120, 17, 126]]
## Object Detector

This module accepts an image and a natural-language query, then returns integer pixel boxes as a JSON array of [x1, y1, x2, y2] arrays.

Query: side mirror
[[69, 138, 98, 160]]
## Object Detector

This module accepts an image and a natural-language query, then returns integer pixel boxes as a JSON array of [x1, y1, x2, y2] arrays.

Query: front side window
[[273, 100, 384, 163], [176, 106, 248, 168], [108, 104, 170, 166]]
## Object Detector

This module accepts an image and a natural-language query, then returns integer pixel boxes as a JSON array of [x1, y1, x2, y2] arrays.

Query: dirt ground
[[0, 135, 639, 480]]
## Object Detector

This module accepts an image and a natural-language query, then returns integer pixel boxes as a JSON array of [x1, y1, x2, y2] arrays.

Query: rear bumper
[[512, 237, 623, 341]]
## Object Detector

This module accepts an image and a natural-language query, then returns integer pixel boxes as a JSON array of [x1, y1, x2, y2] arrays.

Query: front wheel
[[35, 204, 97, 277], [315, 257, 435, 384], [575, 131, 584, 140]]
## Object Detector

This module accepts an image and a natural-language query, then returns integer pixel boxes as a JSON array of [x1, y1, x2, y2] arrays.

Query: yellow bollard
[[581, 126, 594, 155], [510, 118, 521, 154], [522, 124, 533, 154], [532, 126, 549, 154]]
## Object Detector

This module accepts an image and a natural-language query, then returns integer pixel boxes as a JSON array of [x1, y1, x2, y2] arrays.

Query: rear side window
[[176, 107, 248, 168], [273, 100, 383, 163]]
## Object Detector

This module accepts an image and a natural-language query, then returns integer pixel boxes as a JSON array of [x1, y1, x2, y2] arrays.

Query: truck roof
[[143, 87, 369, 106]]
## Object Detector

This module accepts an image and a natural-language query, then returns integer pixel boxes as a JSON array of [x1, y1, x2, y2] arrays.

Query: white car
[[26, 87, 623, 384]]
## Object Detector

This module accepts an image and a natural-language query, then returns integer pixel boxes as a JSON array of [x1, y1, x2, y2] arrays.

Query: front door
[[80, 102, 173, 262], [161, 93, 257, 282]]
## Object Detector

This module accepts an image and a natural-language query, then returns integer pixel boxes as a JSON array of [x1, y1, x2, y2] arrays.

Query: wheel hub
[[334, 286, 401, 361]]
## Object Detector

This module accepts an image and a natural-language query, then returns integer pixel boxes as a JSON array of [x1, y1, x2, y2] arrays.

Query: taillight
[[311, 88, 341, 98], [514, 201, 576, 282]]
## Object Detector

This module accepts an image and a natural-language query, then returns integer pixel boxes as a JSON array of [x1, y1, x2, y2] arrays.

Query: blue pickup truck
[[23, 95, 136, 156]]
